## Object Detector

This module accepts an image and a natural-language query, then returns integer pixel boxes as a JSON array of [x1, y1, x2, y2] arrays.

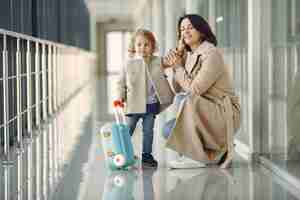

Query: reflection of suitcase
[[102, 170, 137, 200], [100, 105, 136, 170]]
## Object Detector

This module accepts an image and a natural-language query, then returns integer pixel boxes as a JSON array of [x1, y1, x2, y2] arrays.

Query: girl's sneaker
[[142, 153, 158, 168]]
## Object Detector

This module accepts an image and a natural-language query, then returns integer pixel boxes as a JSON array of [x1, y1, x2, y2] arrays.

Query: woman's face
[[180, 18, 202, 49], [134, 35, 154, 58]]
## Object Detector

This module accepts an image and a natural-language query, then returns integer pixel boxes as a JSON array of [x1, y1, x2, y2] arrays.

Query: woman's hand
[[162, 49, 184, 69]]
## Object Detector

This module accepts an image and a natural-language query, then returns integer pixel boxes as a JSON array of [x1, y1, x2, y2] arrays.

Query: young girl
[[114, 29, 174, 168]]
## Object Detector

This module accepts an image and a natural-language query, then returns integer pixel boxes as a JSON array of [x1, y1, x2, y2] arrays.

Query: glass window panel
[[106, 32, 123, 73], [215, 0, 249, 145], [106, 31, 131, 113], [260, 0, 300, 182]]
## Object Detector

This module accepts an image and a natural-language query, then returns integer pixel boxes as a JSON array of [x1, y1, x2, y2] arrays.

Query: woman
[[162, 14, 241, 169]]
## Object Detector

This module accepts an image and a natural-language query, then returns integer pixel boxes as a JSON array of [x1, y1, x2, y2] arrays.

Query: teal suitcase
[[100, 106, 136, 170]]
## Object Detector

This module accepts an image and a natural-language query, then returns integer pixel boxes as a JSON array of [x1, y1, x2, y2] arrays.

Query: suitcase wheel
[[113, 154, 126, 167], [113, 175, 125, 187]]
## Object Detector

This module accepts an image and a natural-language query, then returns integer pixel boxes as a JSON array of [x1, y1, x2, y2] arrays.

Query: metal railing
[[0, 28, 97, 163]]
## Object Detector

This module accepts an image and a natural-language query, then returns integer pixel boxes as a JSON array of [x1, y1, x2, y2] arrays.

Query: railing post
[[52, 118, 58, 185], [42, 44, 47, 121], [35, 42, 40, 128], [26, 40, 32, 137], [2, 34, 13, 164], [48, 45, 53, 115], [3, 164, 11, 200], [16, 152, 23, 200], [16, 38, 23, 152], [57, 48, 61, 109], [26, 142, 33, 200], [48, 123, 53, 190], [35, 134, 41, 200], [53, 47, 57, 111], [42, 128, 48, 199]]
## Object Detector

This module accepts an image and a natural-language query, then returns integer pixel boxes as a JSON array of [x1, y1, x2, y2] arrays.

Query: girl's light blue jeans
[[127, 113, 156, 154]]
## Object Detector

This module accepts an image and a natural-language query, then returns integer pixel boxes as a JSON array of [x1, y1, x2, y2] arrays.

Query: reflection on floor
[[273, 160, 300, 180], [1, 77, 300, 200], [260, 153, 300, 189]]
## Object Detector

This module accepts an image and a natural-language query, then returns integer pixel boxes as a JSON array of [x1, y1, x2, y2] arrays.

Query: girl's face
[[180, 18, 202, 49], [134, 35, 154, 58]]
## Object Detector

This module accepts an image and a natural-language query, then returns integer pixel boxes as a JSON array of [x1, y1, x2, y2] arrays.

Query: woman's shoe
[[168, 156, 207, 169], [217, 151, 228, 165], [219, 152, 233, 169]]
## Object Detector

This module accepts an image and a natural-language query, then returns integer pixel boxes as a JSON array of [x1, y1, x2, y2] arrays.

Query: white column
[[185, 0, 201, 14], [163, 0, 185, 164], [248, 0, 262, 158], [208, 0, 216, 33], [144, 1, 153, 29], [186, 0, 201, 14], [259, 0, 272, 155], [151, 0, 166, 169], [186, 0, 215, 32], [152, 4, 168, 199], [164, 0, 184, 51], [133, 0, 153, 29], [164, 0, 184, 87], [152, 0, 165, 55]]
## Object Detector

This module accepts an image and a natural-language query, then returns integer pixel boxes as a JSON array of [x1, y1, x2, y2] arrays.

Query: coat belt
[[204, 93, 236, 151], [223, 96, 234, 152]]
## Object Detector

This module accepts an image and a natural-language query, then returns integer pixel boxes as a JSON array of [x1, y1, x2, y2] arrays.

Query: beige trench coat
[[115, 56, 174, 114], [165, 41, 241, 162]]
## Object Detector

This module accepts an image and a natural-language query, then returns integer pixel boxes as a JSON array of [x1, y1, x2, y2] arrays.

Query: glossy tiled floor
[[1, 77, 300, 200]]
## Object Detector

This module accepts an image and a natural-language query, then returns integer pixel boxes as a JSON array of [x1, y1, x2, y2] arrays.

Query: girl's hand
[[113, 99, 125, 108]]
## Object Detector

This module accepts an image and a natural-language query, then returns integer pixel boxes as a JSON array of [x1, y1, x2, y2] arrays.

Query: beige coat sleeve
[[173, 50, 224, 96]]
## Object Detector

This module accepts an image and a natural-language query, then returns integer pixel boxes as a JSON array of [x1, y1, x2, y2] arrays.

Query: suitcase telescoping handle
[[113, 100, 126, 124]]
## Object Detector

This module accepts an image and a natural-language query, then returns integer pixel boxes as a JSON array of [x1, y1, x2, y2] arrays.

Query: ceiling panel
[[85, 0, 144, 22]]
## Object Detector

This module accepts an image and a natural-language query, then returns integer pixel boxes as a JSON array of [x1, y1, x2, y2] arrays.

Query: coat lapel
[[185, 53, 201, 74], [185, 41, 215, 74]]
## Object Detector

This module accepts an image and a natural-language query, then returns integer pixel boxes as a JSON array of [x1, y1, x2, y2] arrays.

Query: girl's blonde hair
[[128, 28, 158, 55]]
